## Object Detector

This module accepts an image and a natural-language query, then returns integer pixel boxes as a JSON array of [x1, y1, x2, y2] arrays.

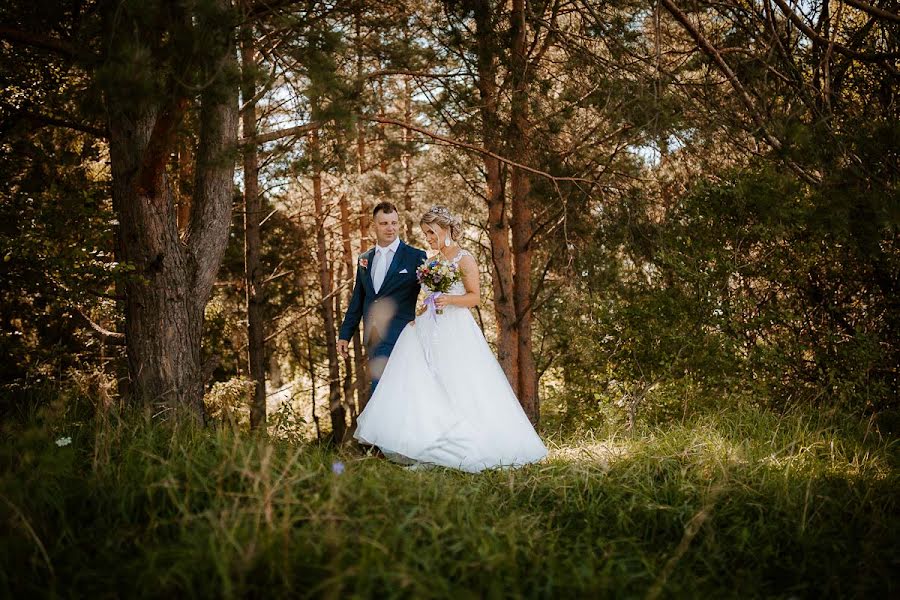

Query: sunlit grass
[[1, 397, 897, 598]]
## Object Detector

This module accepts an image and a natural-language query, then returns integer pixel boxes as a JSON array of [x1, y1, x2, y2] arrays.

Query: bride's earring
[[444, 236, 451, 247]]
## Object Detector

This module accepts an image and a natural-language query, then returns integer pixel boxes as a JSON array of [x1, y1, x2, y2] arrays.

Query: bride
[[353, 205, 548, 472]]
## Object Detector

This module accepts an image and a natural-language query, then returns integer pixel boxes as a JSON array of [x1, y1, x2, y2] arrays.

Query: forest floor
[[2, 397, 897, 598]]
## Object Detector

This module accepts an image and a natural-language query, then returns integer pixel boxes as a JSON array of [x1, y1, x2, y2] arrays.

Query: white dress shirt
[[372, 237, 400, 293]]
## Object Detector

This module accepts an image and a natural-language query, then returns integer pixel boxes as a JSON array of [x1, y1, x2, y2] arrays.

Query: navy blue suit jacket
[[339, 241, 427, 359]]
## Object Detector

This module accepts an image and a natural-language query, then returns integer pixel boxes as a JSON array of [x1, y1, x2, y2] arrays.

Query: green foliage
[[1, 392, 896, 598], [0, 122, 120, 405], [97, 0, 242, 116], [203, 376, 255, 429], [543, 160, 897, 419]]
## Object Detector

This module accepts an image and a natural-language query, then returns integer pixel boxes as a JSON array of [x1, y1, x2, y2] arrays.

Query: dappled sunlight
[[757, 437, 895, 482], [539, 410, 897, 492], [546, 440, 631, 471]]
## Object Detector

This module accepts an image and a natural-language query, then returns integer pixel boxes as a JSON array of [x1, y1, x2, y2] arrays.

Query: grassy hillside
[[2, 399, 897, 598]]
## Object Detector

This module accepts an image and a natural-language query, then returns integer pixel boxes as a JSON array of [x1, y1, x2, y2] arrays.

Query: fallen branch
[[71, 307, 126, 346]]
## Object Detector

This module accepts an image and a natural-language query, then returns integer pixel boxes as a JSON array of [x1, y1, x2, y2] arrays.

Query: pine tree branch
[[528, 0, 562, 70], [659, 0, 822, 185], [0, 26, 87, 59], [247, 0, 307, 19], [364, 69, 471, 80], [16, 110, 107, 138], [772, 0, 900, 62], [367, 116, 596, 184], [242, 121, 321, 144], [841, 0, 900, 24]]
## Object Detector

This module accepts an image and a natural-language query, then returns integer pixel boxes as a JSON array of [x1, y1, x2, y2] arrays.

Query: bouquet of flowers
[[416, 258, 461, 315]]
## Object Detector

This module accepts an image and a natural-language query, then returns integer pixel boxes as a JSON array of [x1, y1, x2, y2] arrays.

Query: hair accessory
[[426, 205, 462, 227], [428, 205, 452, 218]]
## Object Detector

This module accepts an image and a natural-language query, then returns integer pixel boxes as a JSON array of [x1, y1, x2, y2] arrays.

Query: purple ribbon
[[423, 292, 442, 321]]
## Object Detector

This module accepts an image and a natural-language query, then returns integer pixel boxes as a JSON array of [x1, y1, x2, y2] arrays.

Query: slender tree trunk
[[293, 324, 321, 442], [311, 126, 347, 443], [241, 21, 267, 430], [401, 75, 416, 243], [338, 190, 364, 424], [105, 0, 238, 422], [333, 224, 355, 422], [375, 75, 389, 176], [509, 0, 538, 423], [306, 328, 321, 442], [473, 0, 520, 393], [336, 264, 356, 422], [354, 10, 371, 405]]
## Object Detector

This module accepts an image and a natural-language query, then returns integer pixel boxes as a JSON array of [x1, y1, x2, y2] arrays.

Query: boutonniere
[[359, 257, 369, 269]]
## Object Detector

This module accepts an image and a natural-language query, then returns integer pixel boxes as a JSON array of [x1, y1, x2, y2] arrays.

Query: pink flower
[[359, 257, 368, 268]]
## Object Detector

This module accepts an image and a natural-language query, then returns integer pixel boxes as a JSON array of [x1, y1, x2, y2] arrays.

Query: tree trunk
[[292, 324, 321, 442], [241, 22, 267, 430], [336, 261, 355, 422], [105, 0, 238, 422], [401, 74, 416, 243], [354, 10, 371, 406], [509, 0, 538, 424], [333, 223, 355, 423], [311, 126, 347, 443], [473, 0, 520, 393], [338, 190, 365, 424]]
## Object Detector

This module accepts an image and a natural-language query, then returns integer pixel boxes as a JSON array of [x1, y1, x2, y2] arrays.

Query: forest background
[[0, 0, 897, 596]]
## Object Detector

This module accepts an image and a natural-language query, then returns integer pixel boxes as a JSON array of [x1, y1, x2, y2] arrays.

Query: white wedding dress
[[353, 249, 548, 472]]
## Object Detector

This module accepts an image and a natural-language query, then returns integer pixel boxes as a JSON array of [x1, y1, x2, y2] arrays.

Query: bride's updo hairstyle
[[420, 205, 462, 241]]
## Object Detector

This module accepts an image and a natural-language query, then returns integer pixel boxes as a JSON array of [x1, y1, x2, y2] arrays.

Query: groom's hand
[[337, 339, 349, 358]]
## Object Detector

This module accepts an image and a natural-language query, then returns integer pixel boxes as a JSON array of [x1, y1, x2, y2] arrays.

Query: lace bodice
[[422, 249, 472, 296]]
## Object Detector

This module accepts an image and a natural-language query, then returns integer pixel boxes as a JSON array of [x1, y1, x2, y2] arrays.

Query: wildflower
[[331, 461, 345, 475], [55, 436, 72, 447]]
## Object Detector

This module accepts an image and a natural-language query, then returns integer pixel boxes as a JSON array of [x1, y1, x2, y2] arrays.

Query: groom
[[338, 201, 427, 396]]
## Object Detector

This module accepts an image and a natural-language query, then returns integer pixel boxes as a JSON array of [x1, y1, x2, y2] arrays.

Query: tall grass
[[1, 395, 897, 598]]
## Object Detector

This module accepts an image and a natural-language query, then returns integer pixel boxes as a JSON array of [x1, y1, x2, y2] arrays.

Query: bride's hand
[[434, 295, 453, 310]]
